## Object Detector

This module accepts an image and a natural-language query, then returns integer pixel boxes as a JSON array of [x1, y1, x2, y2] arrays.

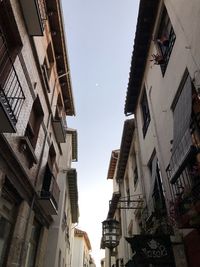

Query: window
[[48, 144, 56, 173], [42, 42, 54, 93], [169, 72, 193, 182], [125, 176, 130, 205], [0, 2, 25, 129], [0, 216, 12, 266], [166, 72, 200, 217], [58, 250, 61, 267], [0, 1, 22, 85], [134, 166, 138, 187], [155, 7, 176, 75], [25, 96, 44, 149], [25, 220, 41, 267], [141, 89, 150, 137], [42, 58, 51, 93], [148, 155, 166, 216], [0, 1, 22, 61]]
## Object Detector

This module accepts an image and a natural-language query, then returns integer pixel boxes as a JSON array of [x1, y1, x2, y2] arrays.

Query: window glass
[[25, 221, 41, 267], [141, 89, 151, 137], [0, 216, 12, 266], [25, 96, 44, 149]]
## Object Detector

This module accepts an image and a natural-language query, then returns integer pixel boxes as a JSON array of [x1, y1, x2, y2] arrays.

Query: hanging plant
[[150, 53, 165, 65]]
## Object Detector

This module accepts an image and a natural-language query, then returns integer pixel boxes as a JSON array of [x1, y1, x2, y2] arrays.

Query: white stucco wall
[[135, 0, 200, 208]]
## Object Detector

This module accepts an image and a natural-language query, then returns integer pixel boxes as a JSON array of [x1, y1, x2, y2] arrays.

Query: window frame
[[140, 88, 151, 138], [25, 96, 44, 150], [155, 6, 176, 76]]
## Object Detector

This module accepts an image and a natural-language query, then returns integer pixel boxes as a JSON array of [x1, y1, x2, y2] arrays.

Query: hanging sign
[[126, 235, 174, 265]]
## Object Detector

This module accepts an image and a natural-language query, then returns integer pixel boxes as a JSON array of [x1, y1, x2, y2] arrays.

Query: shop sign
[[126, 235, 174, 265]]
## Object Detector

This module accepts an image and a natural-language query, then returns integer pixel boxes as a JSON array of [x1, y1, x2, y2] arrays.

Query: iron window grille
[[141, 89, 151, 137], [155, 7, 176, 76]]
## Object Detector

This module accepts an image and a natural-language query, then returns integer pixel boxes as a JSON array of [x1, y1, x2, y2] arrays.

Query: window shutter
[[170, 74, 192, 182]]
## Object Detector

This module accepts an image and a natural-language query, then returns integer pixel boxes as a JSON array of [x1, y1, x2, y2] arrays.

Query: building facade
[[72, 228, 95, 267], [125, 0, 200, 266], [0, 0, 78, 266], [103, 0, 200, 267]]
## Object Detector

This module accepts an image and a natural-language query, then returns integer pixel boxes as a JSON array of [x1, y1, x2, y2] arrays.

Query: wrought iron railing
[[168, 129, 195, 183], [0, 30, 25, 126], [166, 117, 200, 228], [158, 27, 176, 75], [168, 179, 200, 228]]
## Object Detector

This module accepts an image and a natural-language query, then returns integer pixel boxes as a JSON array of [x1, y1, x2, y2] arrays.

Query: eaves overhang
[[107, 192, 121, 219], [124, 0, 160, 115], [67, 168, 79, 223], [116, 119, 135, 182], [107, 150, 120, 180], [75, 228, 92, 250], [46, 0, 75, 116]]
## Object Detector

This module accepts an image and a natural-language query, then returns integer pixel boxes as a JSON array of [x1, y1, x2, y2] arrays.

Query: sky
[[62, 0, 139, 266]]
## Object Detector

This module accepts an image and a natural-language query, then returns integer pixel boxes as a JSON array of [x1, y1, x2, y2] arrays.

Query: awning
[[126, 235, 174, 265], [116, 119, 135, 182]]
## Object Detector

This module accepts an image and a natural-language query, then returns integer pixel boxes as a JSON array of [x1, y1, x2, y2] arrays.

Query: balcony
[[0, 31, 25, 133], [52, 113, 67, 143], [140, 198, 170, 235], [167, 112, 200, 228], [168, 164, 200, 228], [168, 166, 200, 229], [19, 0, 46, 36], [39, 166, 60, 215]]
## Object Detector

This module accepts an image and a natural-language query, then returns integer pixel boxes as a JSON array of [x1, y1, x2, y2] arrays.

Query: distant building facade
[[72, 228, 96, 267]]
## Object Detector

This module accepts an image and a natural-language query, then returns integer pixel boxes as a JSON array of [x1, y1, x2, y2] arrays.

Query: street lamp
[[102, 219, 120, 267]]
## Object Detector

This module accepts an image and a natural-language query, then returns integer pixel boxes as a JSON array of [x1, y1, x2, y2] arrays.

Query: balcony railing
[[168, 129, 196, 183], [39, 169, 60, 215], [167, 144, 200, 228], [0, 30, 25, 133], [19, 0, 47, 36], [168, 180, 200, 229]]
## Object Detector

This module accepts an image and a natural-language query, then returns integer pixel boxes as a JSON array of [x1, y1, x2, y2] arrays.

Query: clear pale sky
[[62, 0, 139, 266]]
